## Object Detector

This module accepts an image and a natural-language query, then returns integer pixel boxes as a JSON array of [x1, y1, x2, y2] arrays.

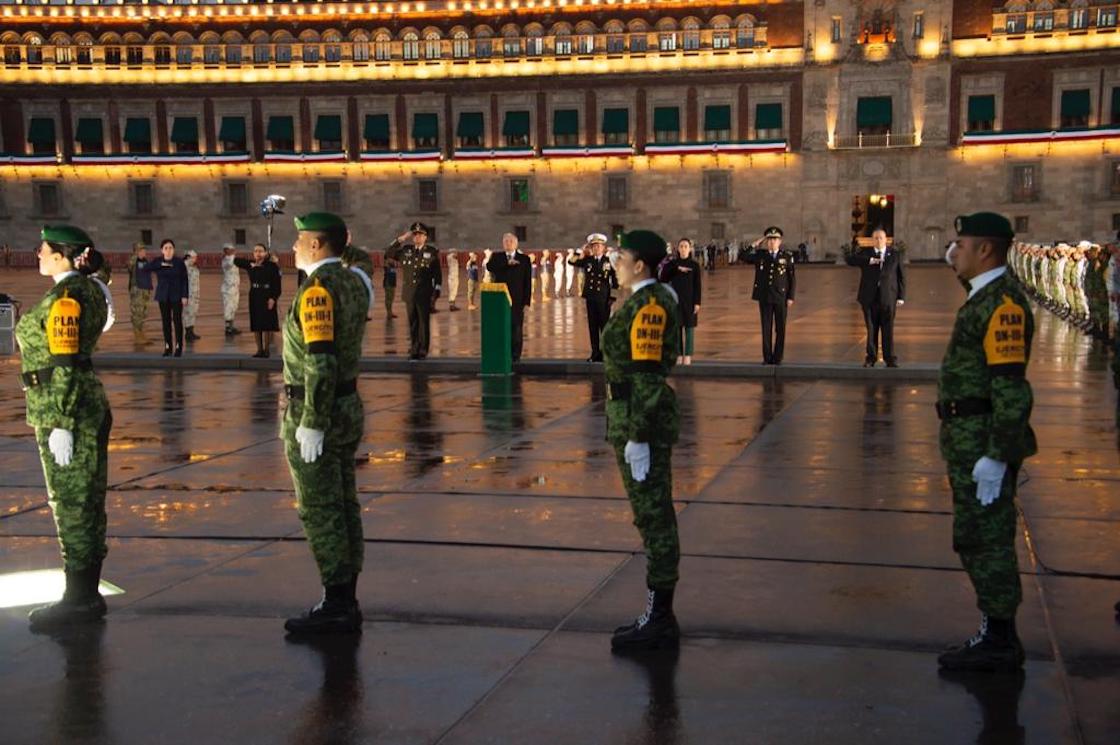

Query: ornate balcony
[[830, 132, 919, 150]]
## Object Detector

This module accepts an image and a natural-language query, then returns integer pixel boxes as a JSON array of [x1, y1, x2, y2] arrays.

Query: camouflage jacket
[[282, 259, 368, 431], [341, 245, 375, 309], [15, 273, 109, 430], [937, 271, 1037, 466], [602, 280, 681, 447]]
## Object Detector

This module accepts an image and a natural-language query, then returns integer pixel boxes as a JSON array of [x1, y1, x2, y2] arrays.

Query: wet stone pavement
[[0, 265, 1117, 744]]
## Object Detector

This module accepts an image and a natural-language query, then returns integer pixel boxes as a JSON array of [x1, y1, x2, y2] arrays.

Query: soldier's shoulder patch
[[300, 281, 335, 346], [47, 292, 82, 355], [983, 294, 1027, 373], [630, 294, 668, 362]]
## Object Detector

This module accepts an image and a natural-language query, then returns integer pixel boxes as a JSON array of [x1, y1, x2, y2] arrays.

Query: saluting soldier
[[282, 212, 370, 635], [602, 229, 682, 652], [937, 212, 1037, 672], [747, 226, 796, 365], [127, 242, 153, 346], [386, 222, 442, 360], [569, 233, 619, 362], [17, 225, 113, 631]]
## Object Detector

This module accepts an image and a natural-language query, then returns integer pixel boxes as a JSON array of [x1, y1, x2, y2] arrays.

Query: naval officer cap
[[586, 232, 609, 245], [41, 224, 94, 248], [619, 229, 668, 268], [294, 212, 347, 233], [409, 221, 429, 235], [954, 212, 1014, 240], [764, 226, 784, 238]]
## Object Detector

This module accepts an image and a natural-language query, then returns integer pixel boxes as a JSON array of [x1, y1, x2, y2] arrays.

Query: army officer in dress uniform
[[386, 222, 442, 360], [569, 232, 619, 362], [747, 226, 796, 365]]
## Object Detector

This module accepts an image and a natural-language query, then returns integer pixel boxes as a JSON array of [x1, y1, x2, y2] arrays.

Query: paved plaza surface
[[0, 265, 1117, 743]]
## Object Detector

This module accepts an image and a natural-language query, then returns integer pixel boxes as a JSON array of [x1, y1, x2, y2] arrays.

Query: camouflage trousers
[[614, 444, 679, 591], [35, 408, 112, 571], [282, 394, 365, 586], [129, 289, 151, 332], [947, 458, 1022, 619]]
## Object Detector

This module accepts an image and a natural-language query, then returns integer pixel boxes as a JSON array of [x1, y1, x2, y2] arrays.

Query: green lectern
[[480, 281, 512, 375]]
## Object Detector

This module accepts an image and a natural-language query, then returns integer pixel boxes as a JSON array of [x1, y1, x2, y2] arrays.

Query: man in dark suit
[[747, 226, 796, 365], [846, 227, 906, 367], [486, 232, 533, 363], [386, 222, 442, 360], [568, 232, 619, 362]]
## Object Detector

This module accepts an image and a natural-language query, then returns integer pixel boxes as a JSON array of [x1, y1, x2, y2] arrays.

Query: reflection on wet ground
[[0, 269, 1117, 743]]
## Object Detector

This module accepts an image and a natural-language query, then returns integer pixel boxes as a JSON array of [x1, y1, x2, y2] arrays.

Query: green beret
[[41, 224, 93, 247], [620, 229, 668, 268], [955, 212, 1014, 240], [294, 212, 347, 233]]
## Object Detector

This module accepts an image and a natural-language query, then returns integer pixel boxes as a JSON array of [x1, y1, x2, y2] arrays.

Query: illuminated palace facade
[[1, 0, 1119, 257]]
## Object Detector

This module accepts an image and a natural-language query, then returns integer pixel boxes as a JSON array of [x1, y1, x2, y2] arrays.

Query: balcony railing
[[831, 132, 919, 150]]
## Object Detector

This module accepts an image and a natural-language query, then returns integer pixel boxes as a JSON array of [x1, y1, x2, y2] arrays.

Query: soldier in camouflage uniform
[[282, 212, 370, 635], [127, 242, 153, 346], [16, 225, 113, 631], [938, 212, 1037, 672], [602, 229, 682, 652], [183, 250, 201, 341]]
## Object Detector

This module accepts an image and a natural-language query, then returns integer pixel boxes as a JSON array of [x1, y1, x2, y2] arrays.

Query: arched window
[[324, 31, 342, 63], [525, 26, 543, 56], [736, 17, 755, 48], [351, 32, 370, 62], [475, 27, 493, 58], [374, 32, 392, 61], [403, 32, 420, 61], [424, 32, 441, 60], [502, 28, 521, 57], [452, 30, 470, 59], [554, 28, 572, 55], [682, 18, 700, 50], [76, 35, 93, 66]]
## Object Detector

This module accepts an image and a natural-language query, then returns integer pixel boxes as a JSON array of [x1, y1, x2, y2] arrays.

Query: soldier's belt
[[935, 398, 992, 420], [284, 379, 358, 400], [20, 357, 93, 390], [607, 382, 632, 401]]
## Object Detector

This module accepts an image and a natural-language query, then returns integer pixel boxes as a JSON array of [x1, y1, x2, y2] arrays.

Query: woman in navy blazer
[[145, 239, 190, 357]]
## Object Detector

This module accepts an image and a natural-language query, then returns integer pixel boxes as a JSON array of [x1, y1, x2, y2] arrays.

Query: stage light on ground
[[0, 569, 124, 609]]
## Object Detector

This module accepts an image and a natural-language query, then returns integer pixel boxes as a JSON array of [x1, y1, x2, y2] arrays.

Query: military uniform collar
[[966, 266, 1007, 300], [53, 270, 79, 285], [630, 278, 658, 293], [303, 256, 342, 279]]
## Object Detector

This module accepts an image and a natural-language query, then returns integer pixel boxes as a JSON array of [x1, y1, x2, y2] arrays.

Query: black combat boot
[[185, 326, 200, 342], [284, 582, 363, 635], [28, 563, 107, 632], [938, 615, 1024, 672], [611, 587, 680, 652]]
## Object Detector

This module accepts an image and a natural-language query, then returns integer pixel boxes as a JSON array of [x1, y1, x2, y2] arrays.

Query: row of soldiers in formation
[[1008, 239, 1120, 342], [14, 210, 1047, 674]]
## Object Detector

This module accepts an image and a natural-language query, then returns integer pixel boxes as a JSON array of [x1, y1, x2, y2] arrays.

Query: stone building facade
[[0, 0, 1118, 258]]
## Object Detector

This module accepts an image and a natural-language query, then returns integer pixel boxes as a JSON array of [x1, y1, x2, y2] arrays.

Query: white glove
[[48, 428, 74, 467], [624, 441, 651, 483], [295, 426, 325, 464], [972, 456, 1007, 507]]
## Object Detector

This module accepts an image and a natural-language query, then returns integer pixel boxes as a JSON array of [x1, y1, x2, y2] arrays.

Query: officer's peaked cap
[[409, 222, 429, 235], [764, 226, 784, 238]]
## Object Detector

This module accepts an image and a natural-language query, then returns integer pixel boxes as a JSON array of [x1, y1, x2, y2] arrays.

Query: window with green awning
[[266, 115, 295, 150], [27, 117, 56, 144], [652, 106, 679, 143], [412, 112, 439, 147], [553, 108, 579, 145], [755, 103, 782, 134], [856, 97, 892, 133], [1060, 89, 1090, 128], [704, 104, 731, 140], [966, 95, 996, 132], [314, 115, 342, 148], [601, 107, 629, 144], [456, 111, 483, 147], [503, 110, 530, 147], [219, 116, 246, 149], [364, 114, 390, 147], [74, 118, 103, 152], [170, 117, 198, 144], [123, 117, 152, 153]]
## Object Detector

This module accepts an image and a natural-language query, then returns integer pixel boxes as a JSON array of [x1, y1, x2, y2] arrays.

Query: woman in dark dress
[[660, 238, 703, 365], [144, 238, 189, 357], [234, 243, 282, 357]]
